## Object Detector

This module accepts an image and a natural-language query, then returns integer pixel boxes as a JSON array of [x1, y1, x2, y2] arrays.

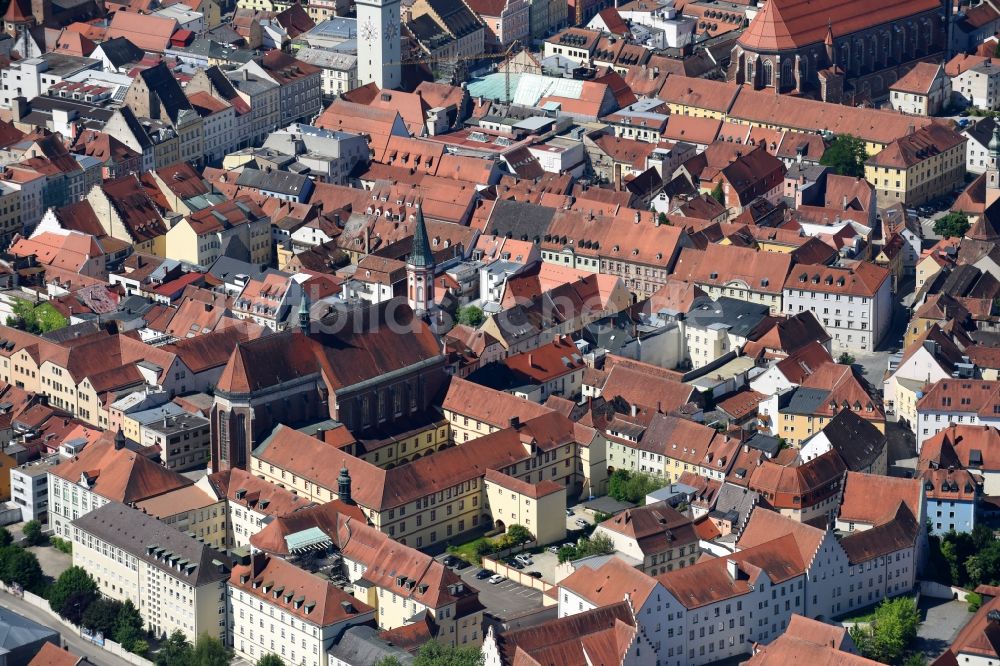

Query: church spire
[[337, 461, 353, 504], [298, 289, 310, 334], [409, 204, 433, 269], [406, 204, 435, 316]]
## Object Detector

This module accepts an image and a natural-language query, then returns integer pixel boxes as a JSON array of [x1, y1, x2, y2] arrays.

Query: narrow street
[[0, 591, 136, 666]]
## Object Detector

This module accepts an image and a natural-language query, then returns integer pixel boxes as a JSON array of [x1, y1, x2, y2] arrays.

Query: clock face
[[361, 18, 378, 43], [384, 19, 399, 41]]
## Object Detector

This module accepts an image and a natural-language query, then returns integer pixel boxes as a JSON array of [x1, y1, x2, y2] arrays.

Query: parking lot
[[458, 565, 544, 620]]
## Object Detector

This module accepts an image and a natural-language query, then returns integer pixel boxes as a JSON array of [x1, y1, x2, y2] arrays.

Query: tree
[[191, 633, 232, 666], [0, 547, 43, 591], [967, 591, 983, 613], [374, 658, 402, 666], [129, 640, 149, 658], [256, 655, 285, 666], [608, 469, 665, 503], [413, 640, 483, 666], [456, 305, 484, 327], [48, 566, 99, 620], [851, 596, 920, 664], [505, 524, 533, 550], [710, 182, 725, 204], [6, 299, 67, 334], [820, 134, 867, 177], [155, 631, 193, 666], [82, 597, 123, 636], [934, 212, 971, 239], [657, 212, 670, 226], [21, 520, 43, 546], [113, 599, 144, 651], [0, 527, 12, 548], [837, 352, 856, 365]]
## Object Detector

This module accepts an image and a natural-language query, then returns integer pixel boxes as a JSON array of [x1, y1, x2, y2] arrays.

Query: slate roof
[[95, 36, 143, 68], [72, 502, 230, 586]]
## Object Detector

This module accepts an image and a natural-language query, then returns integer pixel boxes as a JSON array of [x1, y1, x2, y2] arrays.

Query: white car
[[515, 554, 533, 565], [488, 574, 506, 584]]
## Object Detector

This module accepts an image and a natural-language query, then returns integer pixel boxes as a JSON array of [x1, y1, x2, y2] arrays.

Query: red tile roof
[[738, 0, 940, 51], [231, 553, 373, 626]]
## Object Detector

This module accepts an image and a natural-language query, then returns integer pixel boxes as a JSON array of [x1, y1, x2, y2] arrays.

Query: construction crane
[[388, 40, 522, 102]]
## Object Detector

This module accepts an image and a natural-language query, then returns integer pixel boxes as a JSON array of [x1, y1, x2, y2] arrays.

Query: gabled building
[[70, 502, 230, 642], [48, 430, 194, 537]]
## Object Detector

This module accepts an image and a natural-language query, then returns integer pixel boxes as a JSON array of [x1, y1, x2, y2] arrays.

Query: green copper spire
[[409, 204, 433, 268]]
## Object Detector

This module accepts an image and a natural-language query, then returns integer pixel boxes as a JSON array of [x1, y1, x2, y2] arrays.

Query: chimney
[[630, 404, 638, 417], [509, 416, 520, 429]]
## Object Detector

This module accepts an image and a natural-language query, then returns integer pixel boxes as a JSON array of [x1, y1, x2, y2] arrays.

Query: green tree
[[0, 527, 12, 548], [155, 631, 193, 666], [373, 658, 402, 666], [505, 524, 533, 550], [113, 599, 144, 651], [607, 469, 666, 503], [413, 640, 484, 666], [657, 211, 670, 226], [576, 533, 615, 558], [710, 182, 724, 204], [129, 640, 149, 658], [934, 212, 971, 239], [837, 352, 856, 365], [967, 591, 983, 613], [191, 633, 232, 666], [456, 305, 485, 327], [0, 546, 43, 591], [82, 597, 123, 636], [820, 134, 867, 177], [6, 299, 67, 334], [21, 520, 43, 546], [851, 596, 920, 664], [256, 655, 285, 666], [48, 566, 99, 620]]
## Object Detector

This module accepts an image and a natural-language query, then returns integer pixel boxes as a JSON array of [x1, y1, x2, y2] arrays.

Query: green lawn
[[448, 536, 492, 564]]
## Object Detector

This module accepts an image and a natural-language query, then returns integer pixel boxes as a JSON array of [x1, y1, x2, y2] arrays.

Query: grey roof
[[72, 503, 231, 587], [294, 47, 357, 70], [95, 36, 144, 68], [710, 482, 758, 533], [21, 52, 99, 77], [484, 199, 555, 242], [815, 409, 886, 472], [138, 63, 193, 123], [0, 607, 58, 652], [784, 387, 830, 416], [965, 117, 999, 148], [328, 625, 414, 665], [685, 296, 769, 338], [236, 168, 310, 196], [207, 256, 275, 282]]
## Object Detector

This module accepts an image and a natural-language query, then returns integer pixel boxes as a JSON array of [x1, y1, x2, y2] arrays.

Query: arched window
[[761, 59, 773, 86]]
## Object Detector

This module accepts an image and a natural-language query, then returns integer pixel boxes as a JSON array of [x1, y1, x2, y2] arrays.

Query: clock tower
[[357, 0, 401, 90]]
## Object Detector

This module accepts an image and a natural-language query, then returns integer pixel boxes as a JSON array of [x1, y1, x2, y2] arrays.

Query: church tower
[[356, 0, 401, 89], [406, 205, 434, 317], [986, 122, 1000, 209]]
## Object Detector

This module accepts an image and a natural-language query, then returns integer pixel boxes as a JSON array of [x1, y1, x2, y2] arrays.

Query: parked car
[[475, 569, 491, 579], [515, 554, 533, 565], [488, 574, 506, 584], [575, 518, 588, 528], [442, 555, 457, 567], [506, 558, 524, 570], [546, 545, 560, 554], [565, 508, 574, 516], [527, 571, 543, 578]]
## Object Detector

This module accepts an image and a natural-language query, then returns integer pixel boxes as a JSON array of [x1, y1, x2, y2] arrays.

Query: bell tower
[[406, 205, 434, 317], [356, 0, 401, 89]]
